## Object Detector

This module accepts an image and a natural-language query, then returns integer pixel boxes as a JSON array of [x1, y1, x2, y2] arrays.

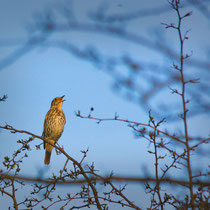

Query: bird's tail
[[44, 140, 54, 165], [44, 150, 52, 165]]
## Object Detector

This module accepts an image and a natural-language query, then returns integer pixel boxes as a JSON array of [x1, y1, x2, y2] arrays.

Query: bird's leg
[[56, 142, 64, 152]]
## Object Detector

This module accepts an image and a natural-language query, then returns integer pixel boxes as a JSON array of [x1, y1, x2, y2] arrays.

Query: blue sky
[[0, 0, 209, 209]]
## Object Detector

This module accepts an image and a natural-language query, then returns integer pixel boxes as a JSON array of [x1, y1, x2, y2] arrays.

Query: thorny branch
[[167, 0, 195, 207], [1, 172, 209, 187], [76, 112, 186, 144], [0, 124, 102, 210]]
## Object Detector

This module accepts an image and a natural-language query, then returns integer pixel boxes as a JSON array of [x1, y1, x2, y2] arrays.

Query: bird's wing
[[42, 111, 52, 149]]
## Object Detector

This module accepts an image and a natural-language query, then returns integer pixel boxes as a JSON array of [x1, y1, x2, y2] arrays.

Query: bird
[[42, 95, 66, 165]]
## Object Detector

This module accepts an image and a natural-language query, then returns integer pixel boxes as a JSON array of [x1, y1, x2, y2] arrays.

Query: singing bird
[[42, 96, 66, 165]]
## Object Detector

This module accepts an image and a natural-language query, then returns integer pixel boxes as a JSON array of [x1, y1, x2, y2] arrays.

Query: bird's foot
[[56, 143, 64, 152]]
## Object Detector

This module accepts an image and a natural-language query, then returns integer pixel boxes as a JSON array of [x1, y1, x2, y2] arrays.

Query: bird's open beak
[[61, 95, 65, 102]]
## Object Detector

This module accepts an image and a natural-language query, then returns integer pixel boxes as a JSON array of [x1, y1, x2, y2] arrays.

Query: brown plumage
[[42, 96, 66, 165]]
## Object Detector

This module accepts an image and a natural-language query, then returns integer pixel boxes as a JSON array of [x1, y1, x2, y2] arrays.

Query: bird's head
[[51, 95, 65, 109]]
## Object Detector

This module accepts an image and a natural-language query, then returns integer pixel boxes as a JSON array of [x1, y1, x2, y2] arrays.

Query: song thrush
[[42, 96, 66, 165]]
